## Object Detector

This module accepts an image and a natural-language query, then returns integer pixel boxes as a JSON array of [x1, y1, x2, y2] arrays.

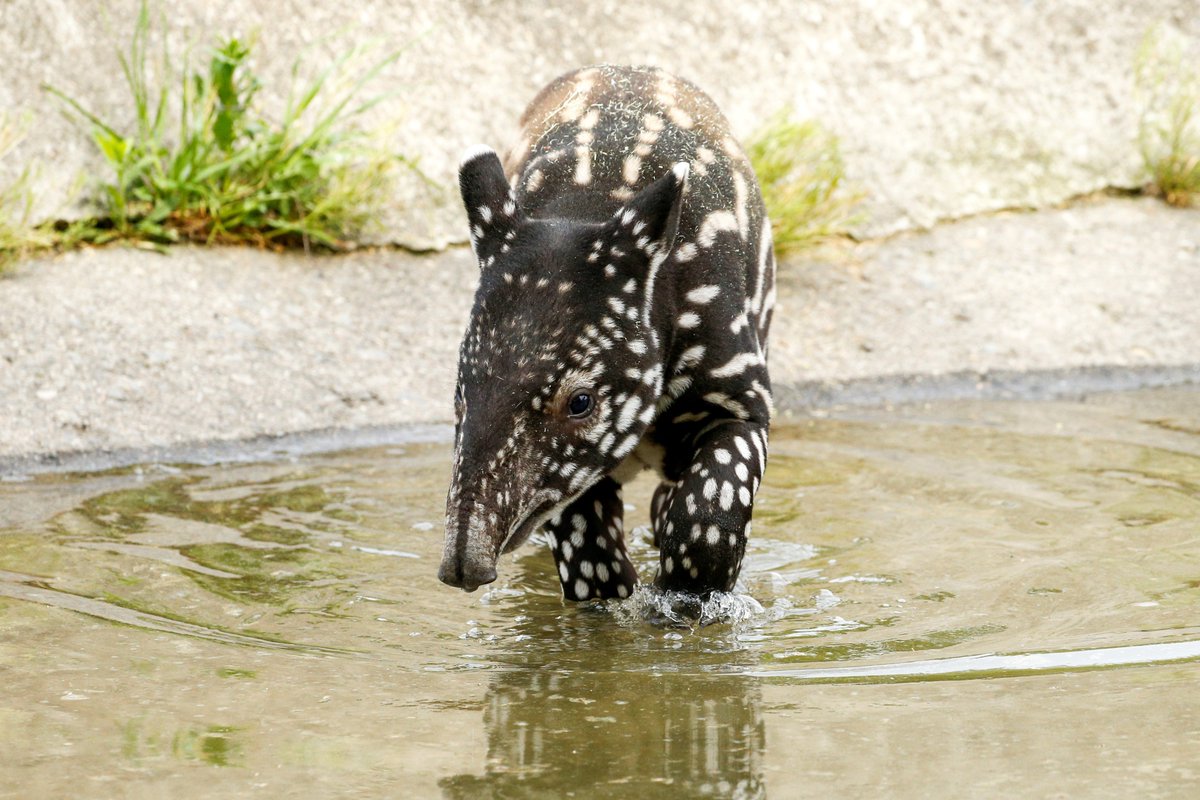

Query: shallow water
[[2, 386, 1199, 797]]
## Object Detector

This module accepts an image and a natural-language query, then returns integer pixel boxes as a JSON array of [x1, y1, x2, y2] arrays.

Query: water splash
[[604, 583, 793, 631]]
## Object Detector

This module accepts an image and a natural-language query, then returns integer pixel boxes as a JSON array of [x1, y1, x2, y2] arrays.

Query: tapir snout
[[437, 556, 497, 592], [439, 501, 502, 592]]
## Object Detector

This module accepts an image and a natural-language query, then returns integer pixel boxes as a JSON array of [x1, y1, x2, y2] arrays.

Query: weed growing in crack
[[0, 115, 53, 274], [1136, 27, 1200, 207], [46, 2, 417, 251], [747, 109, 864, 256]]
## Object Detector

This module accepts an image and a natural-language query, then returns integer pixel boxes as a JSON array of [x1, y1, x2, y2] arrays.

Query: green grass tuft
[[45, 3, 414, 251], [747, 109, 864, 256], [0, 115, 45, 273], [1136, 28, 1200, 208]]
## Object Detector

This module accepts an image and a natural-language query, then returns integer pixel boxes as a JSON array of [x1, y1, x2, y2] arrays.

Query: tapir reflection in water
[[439, 65, 775, 601]]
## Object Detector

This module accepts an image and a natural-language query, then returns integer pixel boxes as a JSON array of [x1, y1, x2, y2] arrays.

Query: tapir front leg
[[545, 477, 640, 601], [653, 422, 768, 594]]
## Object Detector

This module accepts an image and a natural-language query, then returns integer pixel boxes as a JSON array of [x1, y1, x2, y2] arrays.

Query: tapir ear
[[459, 145, 524, 267], [609, 162, 689, 265]]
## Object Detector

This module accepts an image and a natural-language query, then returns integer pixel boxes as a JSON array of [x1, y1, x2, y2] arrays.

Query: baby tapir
[[438, 65, 775, 601]]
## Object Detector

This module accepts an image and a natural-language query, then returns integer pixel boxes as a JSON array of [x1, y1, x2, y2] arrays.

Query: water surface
[[2, 387, 1199, 797]]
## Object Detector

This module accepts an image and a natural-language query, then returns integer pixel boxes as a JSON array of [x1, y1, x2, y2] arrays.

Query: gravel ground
[[1, 196, 1197, 468]]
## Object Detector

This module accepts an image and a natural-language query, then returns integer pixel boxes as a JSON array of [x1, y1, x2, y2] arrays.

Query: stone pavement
[[1, 196, 1196, 471]]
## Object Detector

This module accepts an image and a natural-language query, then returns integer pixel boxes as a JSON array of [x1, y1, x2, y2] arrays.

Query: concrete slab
[[1, 196, 1196, 469], [1, 1, 1197, 247]]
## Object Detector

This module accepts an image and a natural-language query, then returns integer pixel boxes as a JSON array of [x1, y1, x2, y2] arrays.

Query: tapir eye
[[566, 390, 594, 418]]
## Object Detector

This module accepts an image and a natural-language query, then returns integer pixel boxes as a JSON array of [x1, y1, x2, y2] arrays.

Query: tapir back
[[503, 66, 775, 353]]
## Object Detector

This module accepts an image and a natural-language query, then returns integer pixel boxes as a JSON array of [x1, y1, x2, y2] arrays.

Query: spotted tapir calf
[[438, 65, 775, 601]]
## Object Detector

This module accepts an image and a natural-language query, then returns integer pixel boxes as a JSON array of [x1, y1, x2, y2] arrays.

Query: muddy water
[[2, 386, 1199, 798]]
